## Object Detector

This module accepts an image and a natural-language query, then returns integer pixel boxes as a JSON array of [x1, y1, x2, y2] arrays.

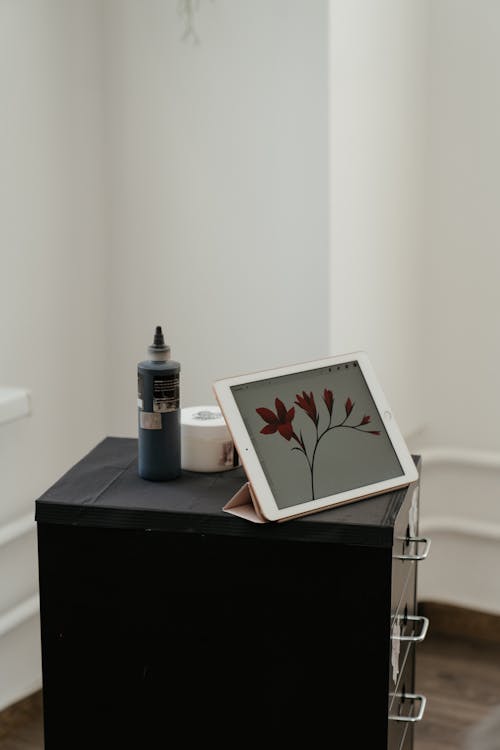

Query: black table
[[36, 437, 427, 749]]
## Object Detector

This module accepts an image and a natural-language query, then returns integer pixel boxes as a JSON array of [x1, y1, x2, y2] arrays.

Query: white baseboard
[[0, 512, 41, 711], [0, 511, 35, 548], [0, 613, 42, 712], [416, 446, 500, 615], [0, 594, 40, 640]]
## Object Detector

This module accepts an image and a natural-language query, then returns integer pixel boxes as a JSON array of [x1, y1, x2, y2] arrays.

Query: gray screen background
[[231, 361, 402, 509]]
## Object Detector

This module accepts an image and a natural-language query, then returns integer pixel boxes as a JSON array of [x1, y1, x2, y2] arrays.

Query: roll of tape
[[181, 405, 239, 473]]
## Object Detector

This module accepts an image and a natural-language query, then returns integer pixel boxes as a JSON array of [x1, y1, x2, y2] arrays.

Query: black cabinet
[[36, 438, 429, 749]]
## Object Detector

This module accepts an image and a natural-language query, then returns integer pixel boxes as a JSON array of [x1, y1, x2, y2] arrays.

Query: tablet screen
[[230, 360, 402, 510]]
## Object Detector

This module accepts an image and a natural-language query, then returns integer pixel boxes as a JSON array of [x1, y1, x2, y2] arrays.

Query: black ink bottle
[[137, 326, 181, 480]]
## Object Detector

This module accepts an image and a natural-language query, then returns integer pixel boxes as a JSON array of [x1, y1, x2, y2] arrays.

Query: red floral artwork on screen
[[256, 388, 380, 500]]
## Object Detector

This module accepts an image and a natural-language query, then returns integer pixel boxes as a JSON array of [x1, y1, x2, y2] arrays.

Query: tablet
[[213, 351, 418, 522]]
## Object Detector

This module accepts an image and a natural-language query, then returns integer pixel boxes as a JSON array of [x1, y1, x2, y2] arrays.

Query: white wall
[[423, 0, 500, 451], [105, 0, 330, 436], [327, 0, 500, 615], [413, 0, 500, 613], [0, 0, 107, 709], [329, 0, 429, 439]]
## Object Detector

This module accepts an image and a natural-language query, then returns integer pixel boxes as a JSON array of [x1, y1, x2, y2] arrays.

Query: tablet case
[[223, 480, 343, 524], [223, 481, 268, 523], [223, 478, 414, 524]]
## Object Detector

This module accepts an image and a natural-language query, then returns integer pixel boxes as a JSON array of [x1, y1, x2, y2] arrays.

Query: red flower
[[345, 397, 354, 417], [359, 415, 371, 426], [368, 430, 381, 436], [256, 398, 295, 441], [295, 391, 318, 425], [323, 388, 334, 416]]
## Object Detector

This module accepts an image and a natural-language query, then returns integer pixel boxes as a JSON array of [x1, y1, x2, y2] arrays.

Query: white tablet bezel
[[213, 351, 418, 522]]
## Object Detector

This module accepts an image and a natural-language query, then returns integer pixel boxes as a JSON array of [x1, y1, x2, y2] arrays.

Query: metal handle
[[392, 615, 429, 643], [389, 693, 427, 723], [393, 536, 431, 561]]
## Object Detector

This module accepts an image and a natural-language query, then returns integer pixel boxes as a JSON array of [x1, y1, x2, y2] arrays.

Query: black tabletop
[[35, 437, 420, 548]]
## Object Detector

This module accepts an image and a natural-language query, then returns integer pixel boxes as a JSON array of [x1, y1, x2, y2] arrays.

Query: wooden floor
[[414, 632, 500, 750], [0, 692, 43, 750], [2, 629, 500, 749]]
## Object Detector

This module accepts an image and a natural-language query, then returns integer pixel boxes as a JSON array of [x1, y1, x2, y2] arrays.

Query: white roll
[[181, 405, 239, 473]]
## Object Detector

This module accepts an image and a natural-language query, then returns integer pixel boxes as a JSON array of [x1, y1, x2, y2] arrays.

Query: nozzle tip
[[152, 326, 165, 347]]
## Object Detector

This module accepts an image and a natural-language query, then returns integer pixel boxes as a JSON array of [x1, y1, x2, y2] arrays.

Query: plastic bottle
[[137, 326, 181, 480]]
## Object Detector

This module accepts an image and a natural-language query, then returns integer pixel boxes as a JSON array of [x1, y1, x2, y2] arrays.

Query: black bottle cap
[[153, 326, 165, 348], [148, 325, 170, 359]]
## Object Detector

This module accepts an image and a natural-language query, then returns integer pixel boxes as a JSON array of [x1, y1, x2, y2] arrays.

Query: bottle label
[[153, 375, 180, 413], [140, 412, 162, 430]]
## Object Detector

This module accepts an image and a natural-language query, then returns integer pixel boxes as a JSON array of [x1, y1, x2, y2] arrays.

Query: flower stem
[[308, 420, 368, 499], [292, 415, 377, 502]]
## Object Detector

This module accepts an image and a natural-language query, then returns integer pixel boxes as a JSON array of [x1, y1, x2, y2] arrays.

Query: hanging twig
[[177, 0, 201, 44]]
